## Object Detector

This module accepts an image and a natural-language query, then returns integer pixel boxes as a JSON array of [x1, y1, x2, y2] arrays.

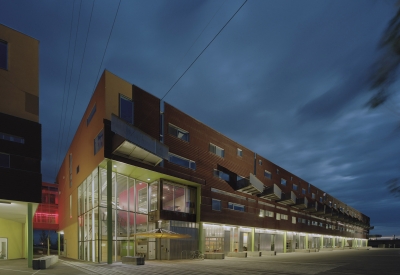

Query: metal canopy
[[133, 228, 191, 239]]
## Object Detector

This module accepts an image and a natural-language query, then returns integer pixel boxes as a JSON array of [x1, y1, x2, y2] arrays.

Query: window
[[209, 143, 224, 157], [312, 193, 315, 199], [0, 40, 7, 70], [281, 178, 286, 186], [320, 197, 323, 202], [265, 210, 274, 217], [0, 152, 10, 168], [94, 129, 104, 155], [76, 165, 79, 174], [292, 217, 296, 224], [312, 221, 318, 226], [237, 148, 242, 157], [168, 124, 189, 142], [302, 188, 306, 194], [264, 170, 272, 179], [228, 202, 244, 212], [120, 95, 134, 124], [259, 159, 262, 165], [276, 213, 281, 220], [292, 184, 298, 191], [162, 182, 196, 214], [212, 199, 221, 211], [169, 153, 196, 170], [0, 132, 24, 144], [276, 169, 279, 174], [259, 209, 265, 217], [87, 104, 96, 126], [281, 214, 288, 220], [214, 169, 230, 181]]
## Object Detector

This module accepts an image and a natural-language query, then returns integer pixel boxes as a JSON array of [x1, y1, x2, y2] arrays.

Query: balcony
[[111, 114, 169, 166], [292, 197, 308, 209], [305, 201, 318, 212], [258, 184, 282, 201], [277, 191, 296, 206], [236, 173, 264, 195]]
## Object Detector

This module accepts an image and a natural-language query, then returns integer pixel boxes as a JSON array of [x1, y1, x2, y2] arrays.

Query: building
[[0, 24, 41, 264], [56, 70, 370, 263], [33, 182, 59, 232]]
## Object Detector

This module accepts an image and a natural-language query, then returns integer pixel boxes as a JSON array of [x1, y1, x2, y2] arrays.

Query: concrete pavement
[[0, 248, 398, 275]]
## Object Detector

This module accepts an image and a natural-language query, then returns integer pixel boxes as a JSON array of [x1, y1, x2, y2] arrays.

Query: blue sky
[[1, 0, 399, 236]]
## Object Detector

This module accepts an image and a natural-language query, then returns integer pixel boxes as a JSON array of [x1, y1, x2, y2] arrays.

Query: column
[[251, 227, 255, 252], [107, 159, 112, 264], [320, 235, 323, 249], [332, 236, 335, 248], [283, 231, 287, 253], [27, 203, 33, 268], [58, 233, 61, 256], [198, 222, 204, 253], [342, 237, 345, 248], [305, 234, 309, 249]]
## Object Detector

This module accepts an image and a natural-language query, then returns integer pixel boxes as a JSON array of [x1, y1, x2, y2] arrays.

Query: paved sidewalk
[[0, 249, 399, 275]]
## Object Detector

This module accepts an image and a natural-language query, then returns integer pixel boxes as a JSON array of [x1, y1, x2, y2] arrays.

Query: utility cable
[[91, 0, 122, 96], [65, 0, 96, 150], [59, 0, 83, 163], [160, 0, 248, 101], [54, 0, 76, 180]]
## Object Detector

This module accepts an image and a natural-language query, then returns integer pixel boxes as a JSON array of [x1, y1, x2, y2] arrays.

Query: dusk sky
[[1, 0, 399, 237]]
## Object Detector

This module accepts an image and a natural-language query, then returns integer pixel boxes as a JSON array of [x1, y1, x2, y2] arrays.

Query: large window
[[228, 202, 244, 212], [209, 143, 224, 157], [168, 153, 196, 170], [0, 153, 10, 168], [281, 178, 286, 186], [212, 199, 221, 211], [162, 182, 196, 214], [120, 95, 134, 124], [0, 40, 7, 70], [168, 124, 189, 142]]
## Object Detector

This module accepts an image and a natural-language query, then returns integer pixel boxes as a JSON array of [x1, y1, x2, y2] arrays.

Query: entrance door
[[148, 241, 156, 260]]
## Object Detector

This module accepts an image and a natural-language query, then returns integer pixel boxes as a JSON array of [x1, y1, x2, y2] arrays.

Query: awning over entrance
[[111, 114, 169, 166]]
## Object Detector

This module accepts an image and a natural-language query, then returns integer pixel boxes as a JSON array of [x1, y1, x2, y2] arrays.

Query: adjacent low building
[[56, 70, 370, 263]]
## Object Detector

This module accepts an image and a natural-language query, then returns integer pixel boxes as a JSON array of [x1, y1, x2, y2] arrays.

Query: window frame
[[228, 202, 245, 212], [264, 170, 272, 179], [0, 152, 10, 168], [237, 148, 243, 157], [168, 123, 189, 142], [212, 199, 221, 211], [209, 143, 225, 157], [87, 103, 97, 126], [0, 39, 8, 70], [119, 94, 134, 124], [280, 178, 287, 186], [168, 153, 196, 170]]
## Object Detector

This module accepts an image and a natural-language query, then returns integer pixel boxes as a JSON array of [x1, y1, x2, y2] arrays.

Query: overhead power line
[[160, 0, 248, 101]]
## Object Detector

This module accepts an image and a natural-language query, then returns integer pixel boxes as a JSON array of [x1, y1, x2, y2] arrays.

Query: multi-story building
[[56, 70, 370, 263], [0, 24, 41, 264], [33, 182, 59, 232]]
